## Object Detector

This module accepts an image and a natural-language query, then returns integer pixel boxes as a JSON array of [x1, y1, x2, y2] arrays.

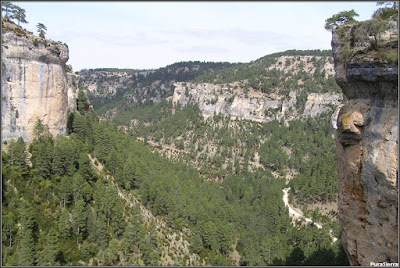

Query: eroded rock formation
[[333, 19, 398, 265], [171, 82, 342, 125], [1, 20, 77, 143]]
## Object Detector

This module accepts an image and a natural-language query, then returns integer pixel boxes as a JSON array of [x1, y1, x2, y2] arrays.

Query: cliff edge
[[1, 19, 77, 143], [332, 18, 398, 265]]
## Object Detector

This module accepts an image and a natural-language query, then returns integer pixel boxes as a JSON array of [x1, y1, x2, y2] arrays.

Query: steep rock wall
[[333, 20, 398, 265], [1, 20, 77, 143], [171, 82, 342, 125]]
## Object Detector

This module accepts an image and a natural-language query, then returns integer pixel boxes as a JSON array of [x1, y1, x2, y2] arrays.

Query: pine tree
[[78, 153, 94, 181], [191, 232, 203, 254], [72, 173, 85, 205], [58, 176, 72, 208], [92, 214, 109, 249], [36, 228, 60, 266], [72, 199, 87, 245], [121, 222, 138, 256], [36, 23, 47, 38], [58, 209, 72, 239], [2, 212, 17, 248], [17, 227, 36, 266], [17, 203, 36, 266], [9, 5, 28, 26], [7, 137, 28, 175], [77, 89, 90, 114], [1, 2, 15, 19]]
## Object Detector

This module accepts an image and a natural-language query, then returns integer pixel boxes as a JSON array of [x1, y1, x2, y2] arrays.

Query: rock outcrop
[[1, 20, 77, 143], [171, 82, 342, 125], [333, 19, 398, 265]]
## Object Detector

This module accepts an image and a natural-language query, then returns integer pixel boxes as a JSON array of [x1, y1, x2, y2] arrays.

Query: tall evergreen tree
[[36, 228, 60, 266], [72, 199, 87, 244], [9, 4, 28, 26], [17, 203, 36, 266], [77, 89, 90, 114], [1, 1, 15, 19], [36, 22, 47, 38], [6, 137, 28, 175]]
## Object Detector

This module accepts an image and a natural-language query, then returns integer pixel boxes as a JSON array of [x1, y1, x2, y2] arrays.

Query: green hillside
[[2, 95, 348, 265]]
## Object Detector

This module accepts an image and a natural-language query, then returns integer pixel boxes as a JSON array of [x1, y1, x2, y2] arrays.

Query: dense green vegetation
[[112, 99, 173, 127], [125, 100, 338, 204], [2, 91, 348, 266], [83, 49, 341, 126], [81, 61, 236, 112], [191, 49, 341, 95], [2, 117, 162, 266]]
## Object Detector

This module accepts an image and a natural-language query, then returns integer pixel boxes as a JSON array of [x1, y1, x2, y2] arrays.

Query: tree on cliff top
[[9, 4, 28, 26], [373, 1, 398, 20], [36, 23, 47, 38], [324, 9, 359, 31], [1, 1, 14, 19]]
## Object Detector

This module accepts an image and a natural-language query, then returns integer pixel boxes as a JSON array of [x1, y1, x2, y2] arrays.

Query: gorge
[[1, 5, 398, 266]]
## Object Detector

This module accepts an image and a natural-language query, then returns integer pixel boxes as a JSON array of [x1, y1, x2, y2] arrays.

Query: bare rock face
[[1, 20, 77, 143], [332, 19, 398, 265], [172, 82, 342, 125]]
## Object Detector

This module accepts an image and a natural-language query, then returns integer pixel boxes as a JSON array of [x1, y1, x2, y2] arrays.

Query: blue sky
[[10, 1, 379, 71]]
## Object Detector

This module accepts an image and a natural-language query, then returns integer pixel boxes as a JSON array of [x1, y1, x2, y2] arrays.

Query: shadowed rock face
[[1, 20, 77, 143], [332, 19, 398, 266]]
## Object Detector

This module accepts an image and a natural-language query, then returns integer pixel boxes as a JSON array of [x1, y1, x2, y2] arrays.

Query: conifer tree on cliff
[[10, 4, 28, 26], [36, 22, 47, 38], [324, 9, 359, 31], [1, 1, 15, 19], [373, 1, 398, 19]]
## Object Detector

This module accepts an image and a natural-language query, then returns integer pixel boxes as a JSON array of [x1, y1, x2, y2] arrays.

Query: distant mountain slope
[[192, 49, 338, 94], [78, 61, 237, 113], [81, 50, 342, 125]]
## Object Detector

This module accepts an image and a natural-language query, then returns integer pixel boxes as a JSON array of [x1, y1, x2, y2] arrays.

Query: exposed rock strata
[[172, 82, 342, 125], [333, 19, 398, 266], [1, 20, 77, 142]]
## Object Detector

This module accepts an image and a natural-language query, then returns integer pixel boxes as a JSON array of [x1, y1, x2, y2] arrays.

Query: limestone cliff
[[1, 20, 77, 143], [171, 82, 342, 126], [333, 19, 398, 265]]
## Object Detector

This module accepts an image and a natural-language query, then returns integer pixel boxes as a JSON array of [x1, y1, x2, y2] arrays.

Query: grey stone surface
[[1, 20, 77, 143], [333, 19, 398, 266]]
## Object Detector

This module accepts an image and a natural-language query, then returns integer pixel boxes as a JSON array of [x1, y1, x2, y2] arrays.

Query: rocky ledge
[[333, 18, 398, 265]]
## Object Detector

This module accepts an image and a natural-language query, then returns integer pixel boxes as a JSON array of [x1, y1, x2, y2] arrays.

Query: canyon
[[2, 11, 398, 266]]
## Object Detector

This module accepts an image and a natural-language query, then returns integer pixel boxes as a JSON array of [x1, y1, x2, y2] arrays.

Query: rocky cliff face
[[1, 20, 77, 143], [171, 82, 342, 126], [333, 19, 398, 265], [78, 62, 234, 111]]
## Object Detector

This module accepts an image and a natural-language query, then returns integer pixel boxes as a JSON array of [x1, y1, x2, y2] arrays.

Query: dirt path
[[283, 187, 337, 243]]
